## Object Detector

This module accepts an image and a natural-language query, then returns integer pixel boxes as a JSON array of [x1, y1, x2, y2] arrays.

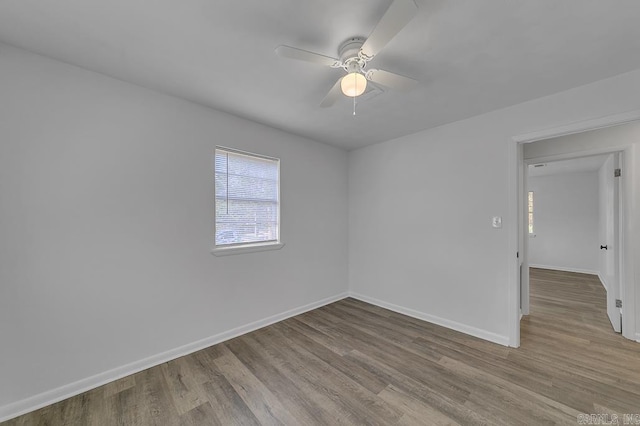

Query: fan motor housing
[[338, 37, 366, 62]]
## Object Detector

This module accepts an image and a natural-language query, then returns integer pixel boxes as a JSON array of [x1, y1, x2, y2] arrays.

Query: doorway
[[507, 116, 639, 347], [523, 153, 622, 334]]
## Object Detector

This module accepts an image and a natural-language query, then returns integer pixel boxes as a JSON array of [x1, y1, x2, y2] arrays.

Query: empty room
[[1, 0, 640, 425]]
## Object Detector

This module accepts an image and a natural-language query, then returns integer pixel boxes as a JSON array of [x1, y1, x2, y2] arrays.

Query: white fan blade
[[320, 77, 344, 108], [366, 69, 418, 91], [275, 45, 340, 67], [360, 0, 418, 59]]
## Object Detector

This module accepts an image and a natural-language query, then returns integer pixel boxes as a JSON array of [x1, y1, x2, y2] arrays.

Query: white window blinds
[[214, 148, 280, 246]]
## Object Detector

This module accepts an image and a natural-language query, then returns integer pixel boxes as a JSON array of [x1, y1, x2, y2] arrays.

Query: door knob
[[600, 245, 608, 250]]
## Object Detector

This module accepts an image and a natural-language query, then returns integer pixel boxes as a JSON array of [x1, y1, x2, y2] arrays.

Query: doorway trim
[[507, 109, 640, 347]]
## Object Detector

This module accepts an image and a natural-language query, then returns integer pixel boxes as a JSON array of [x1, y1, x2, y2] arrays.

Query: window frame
[[211, 146, 284, 256]]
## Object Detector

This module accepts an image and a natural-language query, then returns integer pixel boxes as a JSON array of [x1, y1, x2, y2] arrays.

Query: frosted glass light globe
[[341, 72, 367, 97]]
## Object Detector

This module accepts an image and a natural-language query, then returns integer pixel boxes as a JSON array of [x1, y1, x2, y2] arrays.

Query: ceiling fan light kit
[[275, 0, 419, 109], [341, 72, 367, 97]]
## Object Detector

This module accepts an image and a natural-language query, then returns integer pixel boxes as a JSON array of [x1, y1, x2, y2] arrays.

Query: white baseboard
[[529, 264, 599, 276], [636, 333, 640, 343], [597, 273, 609, 292], [348, 292, 510, 347], [0, 292, 349, 423]]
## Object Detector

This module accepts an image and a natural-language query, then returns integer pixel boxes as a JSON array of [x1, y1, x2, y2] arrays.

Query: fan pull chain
[[352, 71, 358, 116]]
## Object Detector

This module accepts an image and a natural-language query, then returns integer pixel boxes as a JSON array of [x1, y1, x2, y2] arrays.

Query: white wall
[[349, 69, 640, 345], [527, 172, 599, 273], [0, 44, 348, 417]]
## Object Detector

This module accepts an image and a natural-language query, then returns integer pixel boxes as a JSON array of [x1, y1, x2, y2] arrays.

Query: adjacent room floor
[[5, 268, 640, 425]]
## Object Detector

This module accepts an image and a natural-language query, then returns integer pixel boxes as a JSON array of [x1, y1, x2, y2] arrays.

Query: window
[[213, 147, 282, 254], [528, 191, 534, 235]]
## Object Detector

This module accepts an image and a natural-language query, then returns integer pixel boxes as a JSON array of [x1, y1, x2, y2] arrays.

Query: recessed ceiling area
[[1, 0, 639, 149]]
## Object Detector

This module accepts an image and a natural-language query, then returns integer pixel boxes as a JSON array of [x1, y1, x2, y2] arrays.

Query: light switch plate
[[492, 216, 502, 228]]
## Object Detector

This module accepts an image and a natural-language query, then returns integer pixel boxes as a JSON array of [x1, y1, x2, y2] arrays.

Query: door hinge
[[616, 299, 622, 308], [614, 168, 621, 177], [516, 251, 519, 258]]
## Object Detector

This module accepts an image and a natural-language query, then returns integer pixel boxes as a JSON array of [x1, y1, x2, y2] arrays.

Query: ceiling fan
[[275, 0, 419, 108]]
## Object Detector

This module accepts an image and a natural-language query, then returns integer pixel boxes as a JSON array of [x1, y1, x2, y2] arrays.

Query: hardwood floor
[[5, 268, 640, 425]]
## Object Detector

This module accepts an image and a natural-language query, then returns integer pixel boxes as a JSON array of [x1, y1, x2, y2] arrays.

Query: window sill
[[211, 242, 285, 257]]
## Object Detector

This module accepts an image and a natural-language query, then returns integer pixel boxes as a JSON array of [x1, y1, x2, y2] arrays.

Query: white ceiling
[[528, 154, 609, 177], [1, 1, 640, 150]]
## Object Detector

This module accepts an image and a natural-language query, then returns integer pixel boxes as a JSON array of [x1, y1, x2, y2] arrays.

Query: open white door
[[601, 153, 622, 333]]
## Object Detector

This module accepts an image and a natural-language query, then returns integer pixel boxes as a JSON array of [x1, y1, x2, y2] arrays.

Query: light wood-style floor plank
[[4, 268, 640, 425]]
